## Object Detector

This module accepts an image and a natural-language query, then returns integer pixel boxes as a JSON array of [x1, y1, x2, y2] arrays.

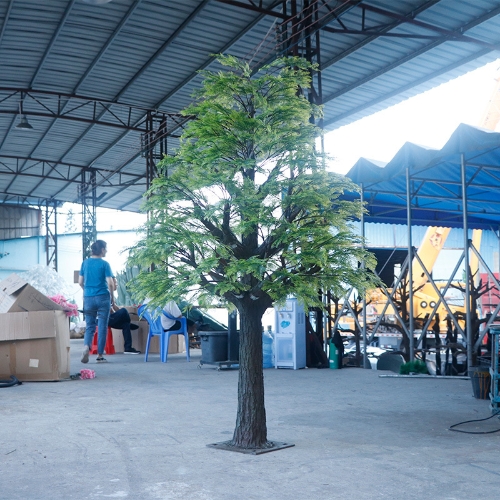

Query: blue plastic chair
[[161, 310, 190, 363], [138, 304, 190, 363], [138, 305, 166, 362]]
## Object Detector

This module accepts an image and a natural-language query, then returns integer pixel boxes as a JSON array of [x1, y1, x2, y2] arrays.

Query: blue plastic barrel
[[262, 329, 274, 368]]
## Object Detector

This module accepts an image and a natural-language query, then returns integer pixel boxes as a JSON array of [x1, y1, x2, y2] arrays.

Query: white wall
[[0, 237, 44, 278], [0, 230, 141, 309]]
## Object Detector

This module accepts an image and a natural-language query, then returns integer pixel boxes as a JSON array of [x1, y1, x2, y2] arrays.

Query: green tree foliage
[[128, 55, 377, 449]]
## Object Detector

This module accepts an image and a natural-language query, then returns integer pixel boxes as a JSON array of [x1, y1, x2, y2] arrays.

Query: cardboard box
[[0, 274, 64, 314], [111, 319, 149, 353], [125, 305, 139, 317], [110, 305, 145, 353], [111, 327, 125, 353], [0, 310, 70, 381]]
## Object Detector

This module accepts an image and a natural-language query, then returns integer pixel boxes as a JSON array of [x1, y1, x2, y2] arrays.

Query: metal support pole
[[143, 110, 170, 188], [45, 200, 58, 271], [361, 184, 368, 368], [144, 110, 157, 273], [145, 110, 155, 191], [290, 0, 298, 57], [324, 301, 330, 352], [406, 167, 414, 360], [80, 169, 97, 260], [461, 153, 472, 374], [314, 4, 324, 153], [325, 290, 332, 351]]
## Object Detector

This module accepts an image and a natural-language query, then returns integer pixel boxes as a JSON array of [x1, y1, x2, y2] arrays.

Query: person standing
[[79, 240, 115, 363]]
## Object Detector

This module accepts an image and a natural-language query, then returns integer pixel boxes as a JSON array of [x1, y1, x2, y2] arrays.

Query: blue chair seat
[[138, 304, 190, 363]]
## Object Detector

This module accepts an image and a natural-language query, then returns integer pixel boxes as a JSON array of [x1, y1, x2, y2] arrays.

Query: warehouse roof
[[2, 0, 500, 212]]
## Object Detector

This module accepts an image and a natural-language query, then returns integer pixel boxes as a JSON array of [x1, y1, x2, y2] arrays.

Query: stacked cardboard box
[[0, 274, 70, 381]]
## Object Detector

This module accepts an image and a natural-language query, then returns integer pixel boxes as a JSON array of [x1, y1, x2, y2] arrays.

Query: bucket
[[469, 367, 491, 400]]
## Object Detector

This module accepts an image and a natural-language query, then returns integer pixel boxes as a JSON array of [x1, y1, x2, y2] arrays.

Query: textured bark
[[230, 301, 271, 449]]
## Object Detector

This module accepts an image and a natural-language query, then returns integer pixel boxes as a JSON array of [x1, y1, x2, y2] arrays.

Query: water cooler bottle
[[274, 298, 306, 369]]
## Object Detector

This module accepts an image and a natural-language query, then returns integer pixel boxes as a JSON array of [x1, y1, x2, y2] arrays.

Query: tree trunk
[[230, 300, 270, 449]]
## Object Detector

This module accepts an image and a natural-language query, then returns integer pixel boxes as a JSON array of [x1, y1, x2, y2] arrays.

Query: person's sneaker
[[81, 345, 89, 364], [96, 356, 108, 363], [124, 348, 141, 354], [130, 323, 139, 330]]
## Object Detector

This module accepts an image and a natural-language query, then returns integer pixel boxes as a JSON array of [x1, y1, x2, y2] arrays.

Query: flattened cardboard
[[0, 273, 28, 295], [0, 310, 70, 381], [0, 274, 64, 314]]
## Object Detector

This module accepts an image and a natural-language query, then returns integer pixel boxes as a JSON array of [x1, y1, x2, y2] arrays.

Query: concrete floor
[[1, 339, 499, 500]]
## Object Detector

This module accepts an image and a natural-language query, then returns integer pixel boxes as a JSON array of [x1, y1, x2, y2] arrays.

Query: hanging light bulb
[[16, 115, 33, 130], [15, 102, 33, 130]]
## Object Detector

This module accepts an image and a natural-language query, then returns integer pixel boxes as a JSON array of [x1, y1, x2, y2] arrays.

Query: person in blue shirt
[[78, 240, 115, 363]]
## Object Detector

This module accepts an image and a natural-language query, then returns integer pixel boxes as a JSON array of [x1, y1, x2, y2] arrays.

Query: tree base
[[207, 440, 294, 455]]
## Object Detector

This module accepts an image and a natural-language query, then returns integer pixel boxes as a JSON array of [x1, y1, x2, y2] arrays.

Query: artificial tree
[[128, 55, 376, 451]]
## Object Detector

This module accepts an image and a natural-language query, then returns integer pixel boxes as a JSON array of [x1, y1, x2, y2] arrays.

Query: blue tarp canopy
[[344, 123, 500, 230]]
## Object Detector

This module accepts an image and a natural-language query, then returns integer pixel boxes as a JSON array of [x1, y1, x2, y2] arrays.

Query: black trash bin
[[200, 331, 229, 364]]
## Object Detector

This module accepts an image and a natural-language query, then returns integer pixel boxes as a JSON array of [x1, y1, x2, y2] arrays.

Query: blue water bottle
[[262, 326, 274, 368]]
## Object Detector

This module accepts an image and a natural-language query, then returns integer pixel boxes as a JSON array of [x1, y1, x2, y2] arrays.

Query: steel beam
[[215, 0, 286, 18], [44, 200, 58, 271], [461, 153, 473, 374], [80, 169, 97, 260]]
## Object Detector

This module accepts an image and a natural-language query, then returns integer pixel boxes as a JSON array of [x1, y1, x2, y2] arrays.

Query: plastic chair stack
[[90, 326, 115, 355], [138, 304, 190, 363]]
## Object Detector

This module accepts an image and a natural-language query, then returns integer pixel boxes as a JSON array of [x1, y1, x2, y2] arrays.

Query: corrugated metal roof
[[2, 0, 500, 213]]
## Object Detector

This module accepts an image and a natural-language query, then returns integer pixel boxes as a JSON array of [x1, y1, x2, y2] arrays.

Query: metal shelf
[[489, 328, 500, 414]]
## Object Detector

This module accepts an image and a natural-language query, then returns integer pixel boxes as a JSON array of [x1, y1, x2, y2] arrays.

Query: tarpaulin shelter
[[342, 123, 500, 371]]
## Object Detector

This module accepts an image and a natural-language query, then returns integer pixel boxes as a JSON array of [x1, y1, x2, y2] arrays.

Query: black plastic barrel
[[200, 331, 228, 363]]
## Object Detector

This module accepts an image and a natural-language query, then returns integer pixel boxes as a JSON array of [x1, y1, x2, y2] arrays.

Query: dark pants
[[83, 293, 111, 355], [108, 308, 133, 351]]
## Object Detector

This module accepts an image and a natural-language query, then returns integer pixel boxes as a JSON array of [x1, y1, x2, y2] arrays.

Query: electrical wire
[[0, 376, 22, 388], [449, 410, 500, 434]]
